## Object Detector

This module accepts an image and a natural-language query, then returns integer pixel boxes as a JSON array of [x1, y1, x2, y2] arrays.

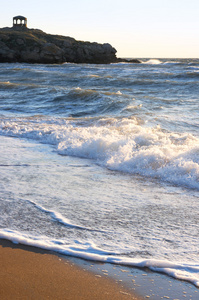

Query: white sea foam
[[1, 116, 199, 190], [1, 60, 199, 294], [143, 59, 162, 65], [0, 229, 199, 287], [24, 198, 108, 233]]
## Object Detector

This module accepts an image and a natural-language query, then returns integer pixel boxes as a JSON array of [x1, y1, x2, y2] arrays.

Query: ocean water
[[0, 59, 199, 287]]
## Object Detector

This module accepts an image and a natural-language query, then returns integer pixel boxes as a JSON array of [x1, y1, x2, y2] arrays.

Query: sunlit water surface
[[0, 59, 199, 287]]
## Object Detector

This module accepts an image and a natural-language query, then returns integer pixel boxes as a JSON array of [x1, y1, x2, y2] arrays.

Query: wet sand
[[0, 239, 142, 300]]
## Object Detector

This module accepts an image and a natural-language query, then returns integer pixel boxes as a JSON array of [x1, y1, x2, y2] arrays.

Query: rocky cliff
[[0, 27, 140, 64]]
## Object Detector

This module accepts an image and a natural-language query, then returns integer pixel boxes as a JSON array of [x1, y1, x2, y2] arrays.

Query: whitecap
[[143, 59, 162, 65]]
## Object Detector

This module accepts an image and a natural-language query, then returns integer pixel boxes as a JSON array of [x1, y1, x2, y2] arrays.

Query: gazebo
[[13, 16, 27, 28]]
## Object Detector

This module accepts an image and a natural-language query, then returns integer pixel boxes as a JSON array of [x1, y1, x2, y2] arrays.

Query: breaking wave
[[1, 115, 199, 190]]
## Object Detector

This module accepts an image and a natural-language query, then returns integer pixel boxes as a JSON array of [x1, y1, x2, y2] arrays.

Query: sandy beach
[[0, 239, 142, 300]]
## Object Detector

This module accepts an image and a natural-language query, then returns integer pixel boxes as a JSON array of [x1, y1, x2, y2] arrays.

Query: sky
[[1, 0, 199, 58]]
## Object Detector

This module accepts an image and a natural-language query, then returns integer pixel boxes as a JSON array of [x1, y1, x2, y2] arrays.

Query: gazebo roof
[[13, 16, 27, 20]]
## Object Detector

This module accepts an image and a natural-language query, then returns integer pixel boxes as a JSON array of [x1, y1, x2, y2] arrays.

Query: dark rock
[[0, 27, 140, 64], [0, 27, 118, 64]]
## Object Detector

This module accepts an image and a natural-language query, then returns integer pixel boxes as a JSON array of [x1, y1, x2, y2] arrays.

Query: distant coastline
[[0, 27, 141, 64]]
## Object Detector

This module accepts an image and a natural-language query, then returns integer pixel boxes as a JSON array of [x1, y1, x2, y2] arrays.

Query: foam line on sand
[[0, 239, 141, 300]]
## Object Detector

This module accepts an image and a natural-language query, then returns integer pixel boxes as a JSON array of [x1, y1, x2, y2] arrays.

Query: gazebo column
[[13, 16, 27, 28]]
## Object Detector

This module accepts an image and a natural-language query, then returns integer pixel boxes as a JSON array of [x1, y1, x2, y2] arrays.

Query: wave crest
[[143, 59, 162, 65], [1, 116, 199, 190]]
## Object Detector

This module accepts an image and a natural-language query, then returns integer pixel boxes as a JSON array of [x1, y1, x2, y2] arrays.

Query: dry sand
[[0, 239, 142, 300]]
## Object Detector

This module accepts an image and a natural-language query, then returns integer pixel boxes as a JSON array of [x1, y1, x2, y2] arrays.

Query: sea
[[0, 59, 199, 290]]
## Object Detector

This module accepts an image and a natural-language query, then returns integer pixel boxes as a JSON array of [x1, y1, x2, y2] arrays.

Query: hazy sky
[[1, 0, 199, 58]]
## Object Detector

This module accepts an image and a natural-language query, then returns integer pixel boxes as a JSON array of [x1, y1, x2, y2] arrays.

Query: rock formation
[[0, 27, 141, 64]]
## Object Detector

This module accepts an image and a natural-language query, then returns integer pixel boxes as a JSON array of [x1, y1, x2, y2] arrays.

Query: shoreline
[[0, 136, 199, 299], [1, 239, 198, 300], [0, 239, 141, 299]]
